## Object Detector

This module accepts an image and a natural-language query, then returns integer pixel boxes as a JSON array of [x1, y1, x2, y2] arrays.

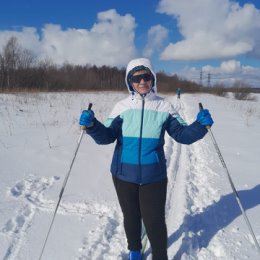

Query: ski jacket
[[86, 57, 207, 185], [86, 92, 207, 185]]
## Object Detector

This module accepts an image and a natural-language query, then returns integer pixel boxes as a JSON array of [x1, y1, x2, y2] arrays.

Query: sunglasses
[[131, 73, 152, 83]]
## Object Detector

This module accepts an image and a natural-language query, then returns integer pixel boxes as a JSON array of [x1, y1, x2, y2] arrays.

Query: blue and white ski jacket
[[86, 58, 207, 185], [86, 92, 207, 185]]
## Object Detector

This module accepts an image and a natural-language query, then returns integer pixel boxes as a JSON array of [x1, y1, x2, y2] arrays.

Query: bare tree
[[2, 36, 21, 89], [0, 54, 4, 91], [18, 48, 36, 69]]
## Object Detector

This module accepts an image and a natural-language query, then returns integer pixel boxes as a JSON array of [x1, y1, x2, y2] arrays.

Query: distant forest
[[1, 36, 258, 96]]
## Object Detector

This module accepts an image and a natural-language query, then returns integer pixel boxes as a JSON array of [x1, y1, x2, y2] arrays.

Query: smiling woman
[[131, 70, 153, 95]]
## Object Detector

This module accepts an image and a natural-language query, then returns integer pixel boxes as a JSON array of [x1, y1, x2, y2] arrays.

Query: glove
[[79, 110, 95, 127], [196, 109, 214, 127]]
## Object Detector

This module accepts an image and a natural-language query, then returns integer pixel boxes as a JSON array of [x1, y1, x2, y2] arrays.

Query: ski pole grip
[[88, 103, 93, 110], [198, 102, 211, 129], [80, 103, 93, 130]]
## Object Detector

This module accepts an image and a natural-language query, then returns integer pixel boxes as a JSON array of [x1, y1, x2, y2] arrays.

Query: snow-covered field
[[0, 91, 259, 260]]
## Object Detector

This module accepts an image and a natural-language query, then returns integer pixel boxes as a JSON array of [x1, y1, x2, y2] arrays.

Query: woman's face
[[131, 70, 152, 95]]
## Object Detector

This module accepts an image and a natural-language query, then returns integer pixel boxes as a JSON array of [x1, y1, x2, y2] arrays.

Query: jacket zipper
[[138, 95, 145, 184]]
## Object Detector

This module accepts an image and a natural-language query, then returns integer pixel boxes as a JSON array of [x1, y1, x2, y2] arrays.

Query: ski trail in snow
[[153, 97, 225, 260], [165, 96, 232, 260], [174, 99, 239, 260], [164, 99, 200, 260]]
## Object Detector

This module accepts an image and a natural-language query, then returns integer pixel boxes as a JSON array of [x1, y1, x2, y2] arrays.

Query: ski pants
[[113, 177, 168, 260]]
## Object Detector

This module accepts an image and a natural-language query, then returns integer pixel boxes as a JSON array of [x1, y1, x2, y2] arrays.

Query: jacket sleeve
[[85, 116, 122, 145], [166, 114, 208, 144]]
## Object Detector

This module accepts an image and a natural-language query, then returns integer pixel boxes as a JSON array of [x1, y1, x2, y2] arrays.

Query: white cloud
[[142, 24, 168, 58], [219, 60, 242, 73], [0, 9, 137, 67], [0, 27, 42, 54], [157, 0, 260, 60], [176, 60, 260, 87], [201, 60, 242, 74]]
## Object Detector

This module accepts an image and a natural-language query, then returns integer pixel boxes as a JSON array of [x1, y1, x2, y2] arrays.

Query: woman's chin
[[138, 88, 149, 94]]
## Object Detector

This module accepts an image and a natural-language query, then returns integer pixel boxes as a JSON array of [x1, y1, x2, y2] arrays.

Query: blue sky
[[1, 0, 260, 87]]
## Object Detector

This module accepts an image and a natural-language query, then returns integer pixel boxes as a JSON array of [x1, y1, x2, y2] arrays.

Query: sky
[[1, 0, 260, 87]]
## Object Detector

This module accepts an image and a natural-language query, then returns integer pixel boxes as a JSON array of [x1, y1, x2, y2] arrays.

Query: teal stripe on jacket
[[121, 109, 169, 138]]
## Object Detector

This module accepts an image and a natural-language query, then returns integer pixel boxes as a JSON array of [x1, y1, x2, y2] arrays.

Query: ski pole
[[38, 103, 92, 260], [199, 102, 260, 255]]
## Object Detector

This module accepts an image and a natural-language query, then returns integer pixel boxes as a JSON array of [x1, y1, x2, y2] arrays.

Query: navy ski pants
[[113, 177, 168, 260]]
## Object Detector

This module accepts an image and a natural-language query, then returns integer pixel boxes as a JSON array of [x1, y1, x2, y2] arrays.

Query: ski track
[[165, 97, 225, 260], [165, 96, 253, 260]]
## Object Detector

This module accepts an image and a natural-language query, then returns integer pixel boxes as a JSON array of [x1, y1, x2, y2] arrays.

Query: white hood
[[125, 58, 157, 93]]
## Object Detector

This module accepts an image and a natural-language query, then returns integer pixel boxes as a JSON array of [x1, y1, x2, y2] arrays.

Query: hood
[[125, 58, 157, 94]]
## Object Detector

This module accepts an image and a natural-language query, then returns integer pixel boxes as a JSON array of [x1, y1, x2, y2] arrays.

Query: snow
[[0, 91, 259, 260]]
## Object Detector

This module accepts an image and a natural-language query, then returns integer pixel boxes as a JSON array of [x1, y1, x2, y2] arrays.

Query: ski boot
[[128, 250, 142, 260]]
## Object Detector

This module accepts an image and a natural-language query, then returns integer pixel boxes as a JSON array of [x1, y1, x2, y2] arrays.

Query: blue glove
[[79, 110, 95, 127], [196, 109, 214, 127]]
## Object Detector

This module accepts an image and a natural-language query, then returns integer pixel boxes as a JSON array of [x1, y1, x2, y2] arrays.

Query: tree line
[[0, 36, 204, 93], [0, 36, 258, 97]]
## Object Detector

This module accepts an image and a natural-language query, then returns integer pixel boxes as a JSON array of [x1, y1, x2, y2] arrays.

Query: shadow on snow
[[168, 185, 260, 259]]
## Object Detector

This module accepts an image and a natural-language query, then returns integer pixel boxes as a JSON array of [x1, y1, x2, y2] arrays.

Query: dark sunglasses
[[131, 73, 152, 83]]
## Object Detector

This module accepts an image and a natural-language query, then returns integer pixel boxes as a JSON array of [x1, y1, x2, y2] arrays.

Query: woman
[[79, 58, 213, 260]]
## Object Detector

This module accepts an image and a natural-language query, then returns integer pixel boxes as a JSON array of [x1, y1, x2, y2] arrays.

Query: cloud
[[203, 60, 242, 74], [0, 27, 42, 54], [176, 60, 260, 87], [142, 24, 168, 58], [0, 9, 137, 67], [157, 0, 260, 61]]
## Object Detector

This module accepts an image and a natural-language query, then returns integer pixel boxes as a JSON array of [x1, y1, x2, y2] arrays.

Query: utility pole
[[200, 70, 203, 86], [207, 73, 211, 87]]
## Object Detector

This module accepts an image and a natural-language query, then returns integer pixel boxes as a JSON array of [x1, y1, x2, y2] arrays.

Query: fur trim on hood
[[125, 58, 157, 93]]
